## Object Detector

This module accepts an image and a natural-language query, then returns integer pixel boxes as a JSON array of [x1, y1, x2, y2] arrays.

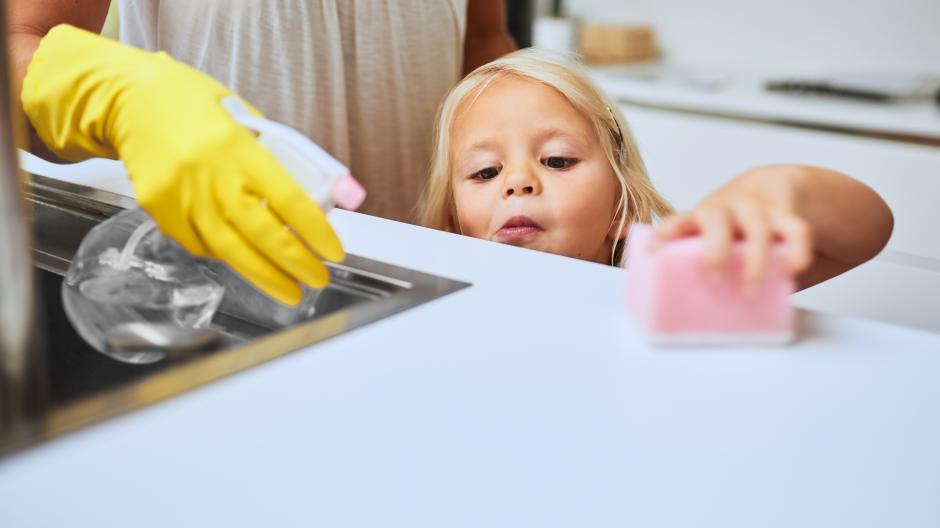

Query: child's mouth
[[495, 215, 543, 243]]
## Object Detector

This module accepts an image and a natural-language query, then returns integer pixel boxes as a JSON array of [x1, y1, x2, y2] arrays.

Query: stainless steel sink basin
[[0, 175, 468, 458]]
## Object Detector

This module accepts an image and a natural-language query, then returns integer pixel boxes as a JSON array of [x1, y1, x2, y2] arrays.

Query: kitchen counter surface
[[590, 64, 940, 143], [2, 209, 940, 527]]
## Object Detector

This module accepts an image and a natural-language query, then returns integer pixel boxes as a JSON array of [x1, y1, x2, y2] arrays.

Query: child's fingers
[[770, 212, 815, 273], [694, 208, 733, 272], [656, 209, 733, 272], [731, 203, 772, 285], [654, 212, 699, 244]]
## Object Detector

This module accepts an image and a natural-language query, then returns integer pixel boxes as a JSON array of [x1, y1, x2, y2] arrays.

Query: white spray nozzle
[[221, 97, 366, 210]]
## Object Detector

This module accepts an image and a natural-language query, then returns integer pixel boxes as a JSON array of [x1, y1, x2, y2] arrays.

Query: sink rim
[[2, 175, 470, 459]]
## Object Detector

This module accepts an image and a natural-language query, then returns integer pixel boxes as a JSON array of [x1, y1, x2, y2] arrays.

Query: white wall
[[549, 0, 940, 73]]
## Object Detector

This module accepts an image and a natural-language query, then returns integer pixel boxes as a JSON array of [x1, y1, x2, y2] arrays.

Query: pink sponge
[[624, 224, 796, 345]]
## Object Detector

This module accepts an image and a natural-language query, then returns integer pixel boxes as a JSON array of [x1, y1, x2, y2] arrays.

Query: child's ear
[[607, 206, 630, 242], [607, 223, 627, 243]]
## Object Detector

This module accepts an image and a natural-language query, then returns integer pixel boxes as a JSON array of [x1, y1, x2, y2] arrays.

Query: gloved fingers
[[218, 176, 332, 290], [249, 161, 345, 263], [209, 225, 303, 306], [141, 203, 213, 259], [192, 194, 303, 305]]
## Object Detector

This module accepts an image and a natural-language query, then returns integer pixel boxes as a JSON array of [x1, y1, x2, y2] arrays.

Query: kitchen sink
[[0, 175, 468, 458]]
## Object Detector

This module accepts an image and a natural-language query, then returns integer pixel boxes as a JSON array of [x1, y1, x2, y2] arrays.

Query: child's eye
[[542, 157, 578, 170], [473, 166, 501, 180]]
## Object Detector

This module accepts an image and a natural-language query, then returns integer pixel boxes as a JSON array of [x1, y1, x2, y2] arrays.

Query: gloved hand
[[22, 24, 343, 305]]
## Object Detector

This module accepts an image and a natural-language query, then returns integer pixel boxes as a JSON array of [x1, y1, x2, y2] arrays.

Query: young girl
[[417, 49, 894, 291]]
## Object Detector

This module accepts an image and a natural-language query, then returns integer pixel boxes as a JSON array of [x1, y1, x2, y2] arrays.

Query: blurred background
[[100, 1, 940, 332], [525, 0, 939, 72], [506, 0, 940, 333]]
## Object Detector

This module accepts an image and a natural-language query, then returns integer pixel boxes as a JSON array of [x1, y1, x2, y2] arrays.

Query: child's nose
[[501, 164, 542, 198]]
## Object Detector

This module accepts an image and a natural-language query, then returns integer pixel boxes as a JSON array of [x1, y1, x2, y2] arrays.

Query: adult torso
[[118, 0, 468, 221]]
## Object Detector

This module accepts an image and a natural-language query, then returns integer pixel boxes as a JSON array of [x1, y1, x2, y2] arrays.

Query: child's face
[[450, 77, 622, 263]]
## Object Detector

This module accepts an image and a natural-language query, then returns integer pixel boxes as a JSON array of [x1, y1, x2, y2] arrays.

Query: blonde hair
[[416, 48, 673, 265]]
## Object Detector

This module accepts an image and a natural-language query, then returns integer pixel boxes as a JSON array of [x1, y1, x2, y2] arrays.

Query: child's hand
[[653, 166, 815, 287]]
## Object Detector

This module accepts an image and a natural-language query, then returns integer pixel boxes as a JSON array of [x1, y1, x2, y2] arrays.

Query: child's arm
[[654, 165, 894, 291]]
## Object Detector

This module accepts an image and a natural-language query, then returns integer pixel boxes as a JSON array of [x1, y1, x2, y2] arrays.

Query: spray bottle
[[30, 99, 366, 363]]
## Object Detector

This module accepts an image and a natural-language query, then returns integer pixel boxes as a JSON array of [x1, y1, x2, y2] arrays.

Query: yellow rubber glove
[[22, 25, 343, 305]]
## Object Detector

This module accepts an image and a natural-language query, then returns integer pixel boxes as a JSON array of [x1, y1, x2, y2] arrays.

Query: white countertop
[[2, 210, 940, 527], [590, 65, 940, 141]]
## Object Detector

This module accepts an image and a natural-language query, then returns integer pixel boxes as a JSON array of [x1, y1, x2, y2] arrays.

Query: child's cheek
[[454, 187, 492, 238], [557, 176, 614, 254], [557, 176, 601, 225]]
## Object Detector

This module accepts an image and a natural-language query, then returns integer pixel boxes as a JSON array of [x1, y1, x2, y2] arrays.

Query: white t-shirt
[[118, 0, 468, 222]]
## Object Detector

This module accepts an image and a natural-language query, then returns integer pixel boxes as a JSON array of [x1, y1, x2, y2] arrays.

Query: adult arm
[[463, 0, 516, 74], [7, 0, 111, 154]]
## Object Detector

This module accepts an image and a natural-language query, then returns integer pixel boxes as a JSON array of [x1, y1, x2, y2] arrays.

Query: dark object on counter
[[766, 74, 940, 103], [504, 0, 534, 48], [765, 79, 892, 102]]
